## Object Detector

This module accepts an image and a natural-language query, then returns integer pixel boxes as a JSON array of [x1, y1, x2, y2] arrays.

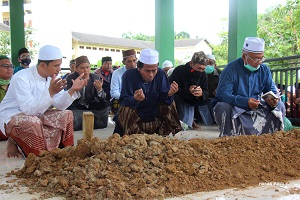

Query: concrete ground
[[0, 119, 299, 200]]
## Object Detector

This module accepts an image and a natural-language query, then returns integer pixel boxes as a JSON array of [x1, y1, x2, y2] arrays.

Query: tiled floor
[[1, 120, 299, 200]]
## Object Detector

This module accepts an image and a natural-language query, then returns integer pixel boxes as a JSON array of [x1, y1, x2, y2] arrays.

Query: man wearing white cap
[[162, 60, 173, 75], [113, 48, 182, 136], [214, 37, 285, 137], [0, 45, 87, 158]]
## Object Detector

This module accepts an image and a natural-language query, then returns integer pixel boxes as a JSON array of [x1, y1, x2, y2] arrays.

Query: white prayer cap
[[38, 45, 62, 60], [162, 60, 173, 69], [243, 37, 265, 53], [167, 67, 175, 77], [206, 54, 215, 61], [139, 49, 159, 64], [287, 86, 296, 93]]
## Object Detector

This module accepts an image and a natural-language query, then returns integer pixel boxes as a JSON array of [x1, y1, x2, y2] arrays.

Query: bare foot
[[192, 121, 202, 131], [6, 137, 22, 158]]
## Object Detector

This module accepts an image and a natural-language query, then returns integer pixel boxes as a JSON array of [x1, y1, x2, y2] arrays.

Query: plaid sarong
[[118, 102, 182, 136], [5, 110, 74, 157]]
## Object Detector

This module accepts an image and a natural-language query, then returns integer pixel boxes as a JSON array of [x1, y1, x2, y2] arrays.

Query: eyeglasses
[[0, 64, 14, 69], [246, 54, 266, 63]]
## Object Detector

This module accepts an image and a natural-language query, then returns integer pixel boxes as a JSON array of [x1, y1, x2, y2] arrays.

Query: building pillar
[[155, 0, 174, 67], [228, 0, 257, 62], [9, 0, 25, 66]]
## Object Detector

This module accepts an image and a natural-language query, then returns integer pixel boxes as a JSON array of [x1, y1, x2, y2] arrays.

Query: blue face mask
[[205, 65, 214, 74], [244, 63, 260, 72]]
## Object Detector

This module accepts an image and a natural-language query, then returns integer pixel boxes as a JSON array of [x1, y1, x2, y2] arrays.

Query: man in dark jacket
[[66, 56, 110, 129], [169, 51, 209, 130]]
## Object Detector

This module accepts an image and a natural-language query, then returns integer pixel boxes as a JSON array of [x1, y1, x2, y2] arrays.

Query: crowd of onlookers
[[0, 36, 292, 158]]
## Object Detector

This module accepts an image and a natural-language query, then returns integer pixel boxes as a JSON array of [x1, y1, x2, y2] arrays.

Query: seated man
[[214, 37, 285, 137], [0, 55, 14, 141], [162, 60, 173, 75], [110, 49, 137, 114], [169, 51, 209, 130], [0, 45, 86, 157], [194, 54, 221, 125], [62, 59, 75, 79], [94, 56, 114, 101], [13, 47, 31, 74], [66, 56, 110, 130], [114, 48, 182, 136]]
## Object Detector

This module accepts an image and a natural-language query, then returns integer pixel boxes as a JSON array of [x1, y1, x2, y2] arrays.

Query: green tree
[[175, 31, 190, 39], [0, 25, 38, 59], [211, 31, 228, 67], [0, 30, 10, 55], [122, 32, 154, 42], [258, 0, 300, 59]]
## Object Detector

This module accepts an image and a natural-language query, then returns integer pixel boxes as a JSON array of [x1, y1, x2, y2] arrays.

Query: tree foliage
[[258, 0, 300, 59], [174, 31, 190, 39], [122, 31, 191, 41], [0, 24, 38, 59], [122, 32, 155, 42]]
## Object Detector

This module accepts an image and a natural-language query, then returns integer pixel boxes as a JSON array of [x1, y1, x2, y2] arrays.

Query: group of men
[[0, 36, 285, 158]]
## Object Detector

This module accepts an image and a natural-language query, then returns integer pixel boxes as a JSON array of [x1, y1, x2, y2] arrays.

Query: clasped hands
[[190, 85, 202, 97], [133, 81, 179, 101]]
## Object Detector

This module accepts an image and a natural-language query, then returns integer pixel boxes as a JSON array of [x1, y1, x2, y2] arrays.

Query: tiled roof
[[175, 38, 206, 47], [72, 32, 154, 49], [0, 22, 9, 31], [72, 32, 207, 48]]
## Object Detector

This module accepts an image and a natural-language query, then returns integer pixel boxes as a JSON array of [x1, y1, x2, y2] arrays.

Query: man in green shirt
[[0, 55, 13, 140]]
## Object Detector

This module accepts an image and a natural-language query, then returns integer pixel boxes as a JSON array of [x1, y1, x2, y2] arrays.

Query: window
[[111, 49, 115, 52], [99, 48, 104, 51], [2, 1, 8, 6], [105, 48, 109, 51], [86, 47, 91, 50], [3, 18, 9, 26], [79, 46, 84, 49], [92, 47, 97, 50], [116, 49, 120, 52]]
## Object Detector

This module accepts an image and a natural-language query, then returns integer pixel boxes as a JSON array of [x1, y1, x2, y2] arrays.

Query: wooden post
[[82, 111, 94, 141]]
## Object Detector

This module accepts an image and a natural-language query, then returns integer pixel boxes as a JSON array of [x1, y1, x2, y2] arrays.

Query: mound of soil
[[5, 130, 300, 199]]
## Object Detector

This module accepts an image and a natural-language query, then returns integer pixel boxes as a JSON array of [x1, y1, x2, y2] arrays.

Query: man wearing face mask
[[194, 54, 221, 125], [214, 37, 285, 137], [13, 47, 31, 74]]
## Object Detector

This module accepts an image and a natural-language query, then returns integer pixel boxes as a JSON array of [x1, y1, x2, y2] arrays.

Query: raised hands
[[49, 74, 67, 97], [168, 81, 178, 96], [134, 88, 145, 101], [68, 73, 88, 96], [93, 78, 103, 92]]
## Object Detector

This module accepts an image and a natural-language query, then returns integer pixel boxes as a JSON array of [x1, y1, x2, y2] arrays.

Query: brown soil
[[4, 130, 300, 199]]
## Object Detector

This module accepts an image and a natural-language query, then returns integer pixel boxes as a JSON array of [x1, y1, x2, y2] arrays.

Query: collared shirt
[[216, 57, 277, 110], [0, 65, 79, 133], [119, 68, 172, 122], [110, 66, 127, 100], [13, 65, 26, 74]]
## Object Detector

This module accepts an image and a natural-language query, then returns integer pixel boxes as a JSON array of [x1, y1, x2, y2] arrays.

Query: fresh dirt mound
[[5, 130, 300, 199]]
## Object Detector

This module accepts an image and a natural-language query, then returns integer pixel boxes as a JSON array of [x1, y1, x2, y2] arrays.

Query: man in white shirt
[[0, 45, 86, 158], [110, 49, 137, 114]]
